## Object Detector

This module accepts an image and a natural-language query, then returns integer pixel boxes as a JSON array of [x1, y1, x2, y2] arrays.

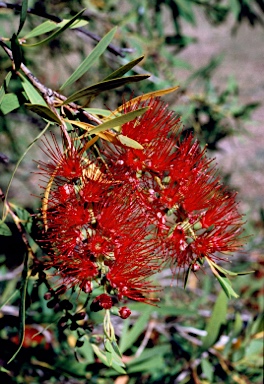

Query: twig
[[134, 319, 156, 358], [0, 1, 130, 57], [0, 264, 24, 281], [0, 39, 76, 146]]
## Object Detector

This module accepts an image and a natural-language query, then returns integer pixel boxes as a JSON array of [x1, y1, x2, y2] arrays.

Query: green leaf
[[0, 221, 12, 236], [111, 340, 122, 358], [7, 249, 30, 363], [0, 367, 12, 374], [212, 263, 254, 277], [0, 71, 12, 106], [229, 0, 240, 18], [23, 20, 60, 39], [11, 34, 22, 70], [184, 264, 192, 289], [23, 18, 88, 40], [60, 27, 117, 90], [0, 283, 19, 311], [206, 257, 239, 299], [128, 355, 164, 374], [0, 93, 20, 115], [20, 74, 47, 105], [17, 0, 28, 36], [25, 103, 62, 124], [88, 107, 148, 137], [119, 307, 152, 354], [201, 358, 214, 382], [82, 108, 114, 117], [127, 344, 169, 367], [12, 205, 33, 233], [111, 361, 126, 375], [78, 340, 94, 363], [201, 290, 228, 351], [60, 18, 88, 29], [22, 9, 86, 47], [176, 0, 196, 25], [104, 55, 144, 81], [63, 74, 149, 104], [117, 135, 143, 149], [91, 344, 109, 366], [216, 274, 239, 299]]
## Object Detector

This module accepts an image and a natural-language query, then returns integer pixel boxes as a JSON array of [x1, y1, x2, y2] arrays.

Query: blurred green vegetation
[[0, 1, 263, 383]]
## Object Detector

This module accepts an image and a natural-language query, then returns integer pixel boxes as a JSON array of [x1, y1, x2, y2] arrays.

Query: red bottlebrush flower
[[43, 196, 92, 257], [159, 138, 244, 268], [106, 229, 162, 304], [37, 133, 86, 183], [101, 98, 181, 199], [119, 307, 131, 319], [87, 232, 113, 258], [55, 249, 98, 290], [121, 97, 180, 143], [37, 96, 244, 307]]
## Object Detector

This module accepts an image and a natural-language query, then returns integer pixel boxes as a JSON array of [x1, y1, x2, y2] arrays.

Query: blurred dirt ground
[[176, 12, 264, 225]]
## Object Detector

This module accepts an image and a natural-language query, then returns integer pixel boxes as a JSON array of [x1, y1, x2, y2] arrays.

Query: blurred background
[[0, 1, 263, 383]]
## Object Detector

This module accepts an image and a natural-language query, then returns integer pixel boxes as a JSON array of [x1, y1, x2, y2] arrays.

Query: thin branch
[[0, 1, 132, 57], [0, 39, 99, 145]]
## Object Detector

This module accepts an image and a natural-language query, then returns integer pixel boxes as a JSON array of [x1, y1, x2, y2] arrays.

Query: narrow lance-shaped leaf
[[0, 71, 12, 106], [210, 262, 254, 277], [66, 107, 148, 141], [17, 0, 28, 36], [7, 250, 30, 363], [201, 290, 228, 351], [60, 27, 117, 90], [215, 274, 239, 299], [117, 135, 143, 149], [103, 55, 144, 81], [63, 74, 150, 104], [23, 19, 88, 39], [119, 307, 152, 354], [23, 20, 62, 39], [115, 85, 180, 113], [0, 221, 12, 236], [11, 34, 22, 70], [0, 94, 20, 115], [25, 103, 62, 124], [19, 73, 47, 105], [22, 9, 86, 47], [88, 107, 148, 137], [206, 257, 239, 299], [82, 108, 115, 117]]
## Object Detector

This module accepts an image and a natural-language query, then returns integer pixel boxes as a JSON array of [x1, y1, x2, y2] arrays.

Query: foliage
[[0, 1, 263, 383]]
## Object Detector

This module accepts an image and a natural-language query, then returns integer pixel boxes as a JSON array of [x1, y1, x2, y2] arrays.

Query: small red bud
[[119, 306, 131, 319], [55, 285, 67, 296], [82, 281, 93, 294], [191, 263, 200, 272], [44, 292, 53, 301]]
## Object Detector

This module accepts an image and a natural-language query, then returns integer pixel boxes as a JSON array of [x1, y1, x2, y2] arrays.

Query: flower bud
[[44, 292, 53, 301], [55, 285, 67, 296], [81, 281, 93, 294], [119, 306, 131, 319], [90, 294, 113, 312]]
